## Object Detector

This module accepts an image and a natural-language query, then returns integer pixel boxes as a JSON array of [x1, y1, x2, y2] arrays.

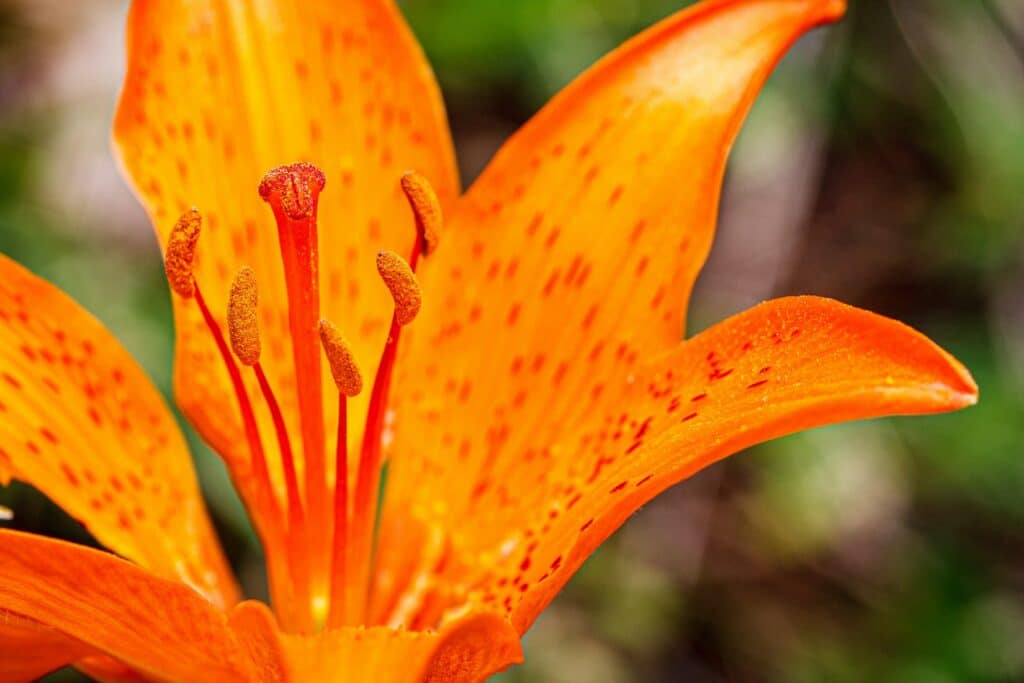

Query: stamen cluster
[[163, 162, 440, 633]]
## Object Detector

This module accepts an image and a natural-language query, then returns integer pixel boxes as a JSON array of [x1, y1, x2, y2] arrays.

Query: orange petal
[[422, 612, 524, 683], [113, 0, 458, 482], [0, 255, 235, 607], [439, 297, 975, 632], [0, 621, 148, 683], [385, 0, 845, 604], [75, 657, 151, 683], [0, 531, 261, 681], [0, 613, 92, 682], [280, 610, 521, 682]]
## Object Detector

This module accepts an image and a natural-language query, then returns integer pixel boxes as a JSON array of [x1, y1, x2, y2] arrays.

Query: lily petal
[[113, 0, 458, 471], [386, 0, 845, 602], [0, 614, 91, 682], [0, 255, 235, 606], [0, 531, 262, 681], [451, 297, 975, 632], [280, 610, 521, 682]]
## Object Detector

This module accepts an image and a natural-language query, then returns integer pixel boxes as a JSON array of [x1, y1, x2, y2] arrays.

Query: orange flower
[[0, 0, 977, 680]]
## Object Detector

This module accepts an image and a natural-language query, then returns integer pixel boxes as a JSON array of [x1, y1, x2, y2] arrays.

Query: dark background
[[0, 1, 1022, 681]]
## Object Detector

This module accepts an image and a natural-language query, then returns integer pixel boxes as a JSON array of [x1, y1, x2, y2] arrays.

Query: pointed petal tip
[[943, 361, 979, 409]]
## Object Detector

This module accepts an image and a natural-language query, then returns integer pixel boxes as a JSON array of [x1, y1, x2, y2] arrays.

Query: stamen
[[319, 321, 363, 397], [0, 505, 12, 521], [260, 162, 330, 612], [164, 208, 201, 297], [226, 267, 311, 627], [400, 171, 443, 257], [345, 251, 422, 623], [191, 285, 277, 525], [319, 320, 363, 629], [164, 210, 305, 631], [376, 250, 422, 326], [227, 267, 261, 366]]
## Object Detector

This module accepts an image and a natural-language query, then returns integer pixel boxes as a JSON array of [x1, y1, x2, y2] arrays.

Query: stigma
[[161, 162, 442, 633]]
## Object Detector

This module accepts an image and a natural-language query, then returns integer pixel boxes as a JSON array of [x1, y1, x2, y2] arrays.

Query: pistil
[[259, 163, 331, 612]]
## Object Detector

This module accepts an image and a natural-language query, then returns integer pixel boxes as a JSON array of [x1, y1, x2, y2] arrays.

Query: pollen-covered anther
[[400, 170, 443, 255], [377, 250, 422, 326], [258, 162, 326, 220], [165, 208, 201, 297], [227, 266, 261, 366], [319, 320, 363, 397], [0, 505, 12, 521]]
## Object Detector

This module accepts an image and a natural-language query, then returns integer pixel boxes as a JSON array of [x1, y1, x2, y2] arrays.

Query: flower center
[[163, 163, 440, 633]]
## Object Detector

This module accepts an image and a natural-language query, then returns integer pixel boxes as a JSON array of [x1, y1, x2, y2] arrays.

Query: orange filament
[[227, 268, 309, 621], [345, 250, 423, 623], [400, 171, 443, 256], [319, 320, 363, 628], [259, 162, 330, 609], [192, 277, 309, 627], [164, 208, 201, 297]]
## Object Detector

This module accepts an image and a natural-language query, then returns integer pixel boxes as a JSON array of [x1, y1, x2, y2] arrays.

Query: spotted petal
[[0, 255, 235, 606], [385, 297, 975, 632], [113, 0, 458, 476], [383, 0, 847, 611], [482, 297, 977, 631], [0, 531, 260, 681]]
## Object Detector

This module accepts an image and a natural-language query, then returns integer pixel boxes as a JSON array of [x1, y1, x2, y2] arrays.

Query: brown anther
[[165, 208, 201, 297], [259, 162, 326, 220], [227, 267, 261, 366], [319, 320, 363, 397], [377, 250, 422, 326], [400, 171, 443, 255]]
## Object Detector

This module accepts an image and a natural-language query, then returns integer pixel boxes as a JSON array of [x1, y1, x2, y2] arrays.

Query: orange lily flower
[[0, 0, 977, 680]]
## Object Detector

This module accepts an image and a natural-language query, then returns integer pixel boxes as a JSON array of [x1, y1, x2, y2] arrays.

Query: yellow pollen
[[165, 208, 201, 298], [377, 250, 421, 326], [227, 267, 261, 366], [400, 171, 443, 254], [0, 505, 11, 521], [319, 320, 363, 397]]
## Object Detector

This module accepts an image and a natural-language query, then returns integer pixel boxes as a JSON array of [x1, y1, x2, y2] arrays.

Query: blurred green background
[[1, 0, 1022, 681]]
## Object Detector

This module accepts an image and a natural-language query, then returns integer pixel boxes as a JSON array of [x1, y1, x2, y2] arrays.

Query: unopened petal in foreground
[[0, 0, 977, 680]]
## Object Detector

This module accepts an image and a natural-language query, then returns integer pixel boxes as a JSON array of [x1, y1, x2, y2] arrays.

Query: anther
[[400, 171, 443, 255], [319, 320, 363, 397], [376, 250, 422, 326], [0, 504, 12, 521], [259, 162, 326, 220], [227, 267, 261, 366], [165, 208, 201, 297]]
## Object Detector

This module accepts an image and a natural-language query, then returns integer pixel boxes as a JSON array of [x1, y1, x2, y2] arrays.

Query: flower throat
[[164, 162, 441, 634]]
